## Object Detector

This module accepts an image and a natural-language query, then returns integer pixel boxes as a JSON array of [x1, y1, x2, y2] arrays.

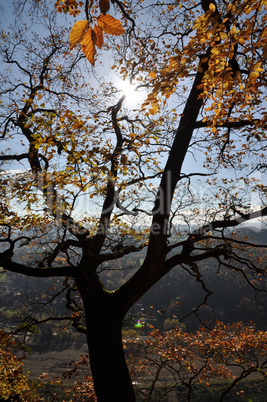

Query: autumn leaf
[[97, 14, 125, 35], [149, 72, 157, 79], [209, 3, 216, 12], [99, 0, 110, 15], [249, 71, 259, 81], [81, 27, 96, 65], [94, 25, 104, 49], [69, 20, 89, 50]]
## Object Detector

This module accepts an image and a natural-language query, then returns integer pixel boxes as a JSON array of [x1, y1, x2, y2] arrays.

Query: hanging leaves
[[69, 20, 89, 50], [97, 14, 125, 35], [69, 12, 124, 64]]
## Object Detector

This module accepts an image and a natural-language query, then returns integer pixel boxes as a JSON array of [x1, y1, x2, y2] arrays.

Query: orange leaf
[[99, 0, 110, 15], [97, 14, 125, 36], [94, 25, 104, 49], [81, 27, 96, 65], [149, 72, 157, 79], [69, 20, 89, 50]]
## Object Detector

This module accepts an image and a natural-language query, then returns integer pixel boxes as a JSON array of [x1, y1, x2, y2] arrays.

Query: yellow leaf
[[69, 20, 89, 50], [99, 0, 110, 15], [149, 72, 157, 79], [211, 47, 220, 56], [253, 62, 262, 71], [81, 27, 96, 65], [97, 14, 125, 35], [230, 25, 236, 35], [249, 71, 259, 80], [209, 3, 216, 12], [220, 32, 227, 40]]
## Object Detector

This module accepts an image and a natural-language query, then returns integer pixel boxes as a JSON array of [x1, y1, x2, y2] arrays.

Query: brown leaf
[[81, 27, 96, 65], [97, 14, 125, 36], [99, 0, 110, 15], [91, 28, 97, 45], [69, 20, 89, 50], [94, 25, 104, 49]]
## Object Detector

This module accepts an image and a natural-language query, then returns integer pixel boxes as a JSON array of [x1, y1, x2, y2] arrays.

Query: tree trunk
[[77, 274, 136, 401], [86, 313, 135, 401]]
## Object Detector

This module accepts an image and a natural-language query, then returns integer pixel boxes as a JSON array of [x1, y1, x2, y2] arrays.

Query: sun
[[115, 78, 146, 106], [120, 80, 137, 98]]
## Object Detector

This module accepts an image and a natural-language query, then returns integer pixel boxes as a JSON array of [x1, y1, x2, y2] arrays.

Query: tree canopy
[[0, 0, 266, 400]]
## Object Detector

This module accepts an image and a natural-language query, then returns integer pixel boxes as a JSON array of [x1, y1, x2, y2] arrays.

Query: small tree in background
[[0, 330, 38, 401], [126, 322, 267, 400]]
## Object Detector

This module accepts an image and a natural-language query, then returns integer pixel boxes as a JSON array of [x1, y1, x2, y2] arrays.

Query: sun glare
[[116, 79, 146, 106], [121, 80, 137, 98]]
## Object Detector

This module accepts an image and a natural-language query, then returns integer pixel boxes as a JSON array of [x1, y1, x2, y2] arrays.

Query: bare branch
[[0, 258, 76, 278]]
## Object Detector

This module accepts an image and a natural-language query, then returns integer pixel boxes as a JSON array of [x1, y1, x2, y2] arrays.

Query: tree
[[0, 0, 266, 400]]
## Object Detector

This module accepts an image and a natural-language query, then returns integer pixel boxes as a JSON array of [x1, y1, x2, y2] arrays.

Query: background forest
[[1, 226, 266, 353]]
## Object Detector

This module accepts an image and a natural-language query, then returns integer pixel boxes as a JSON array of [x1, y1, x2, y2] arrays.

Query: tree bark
[[77, 273, 136, 401]]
